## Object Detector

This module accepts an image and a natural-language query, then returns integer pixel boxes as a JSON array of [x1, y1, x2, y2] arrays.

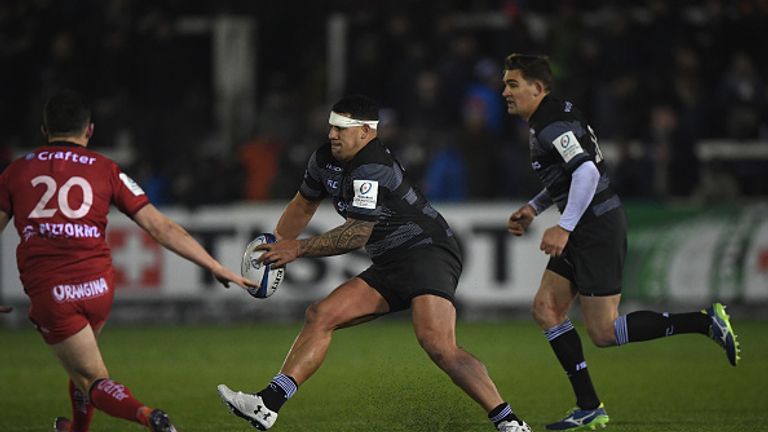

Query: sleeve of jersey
[[110, 164, 150, 216], [346, 163, 400, 221], [559, 161, 599, 231], [298, 151, 328, 202], [528, 188, 553, 215], [538, 121, 591, 174]]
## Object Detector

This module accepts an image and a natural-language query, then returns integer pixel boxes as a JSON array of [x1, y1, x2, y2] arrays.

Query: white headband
[[329, 111, 379, 130]]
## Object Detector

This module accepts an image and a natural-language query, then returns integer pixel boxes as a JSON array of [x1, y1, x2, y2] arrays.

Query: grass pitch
[[1, 320, 766, 432]]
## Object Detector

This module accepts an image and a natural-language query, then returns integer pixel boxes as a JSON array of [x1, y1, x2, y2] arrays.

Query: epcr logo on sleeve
[[352, 180, 378, 209], [119, 173, 146, 196], [553, 130, 584, 163]]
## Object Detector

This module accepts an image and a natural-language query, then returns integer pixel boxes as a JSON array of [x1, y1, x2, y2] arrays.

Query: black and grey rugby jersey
[[299, 138, 456, 261], [528, 95, 615, 213]]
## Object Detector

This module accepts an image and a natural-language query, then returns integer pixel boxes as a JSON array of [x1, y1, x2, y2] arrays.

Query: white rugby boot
[[217, 384, 278, 430], [498, 419, 534, 432]]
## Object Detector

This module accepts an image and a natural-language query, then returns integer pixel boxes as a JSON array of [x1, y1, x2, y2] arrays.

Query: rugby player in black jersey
[[501, 53, 740, 431], [217, 95, 531, 432]]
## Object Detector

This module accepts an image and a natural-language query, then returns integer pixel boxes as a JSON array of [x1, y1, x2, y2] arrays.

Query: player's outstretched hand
[[211, 263, 257, 290], [508, 204, 536, 236], [256, 239, 301, 268], [0, 304, 13, 313]]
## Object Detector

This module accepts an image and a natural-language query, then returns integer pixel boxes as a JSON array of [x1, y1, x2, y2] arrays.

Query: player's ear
[[85, 123, 95, 139], [360, 124, 370, 139], [533, 80, 545, 97]]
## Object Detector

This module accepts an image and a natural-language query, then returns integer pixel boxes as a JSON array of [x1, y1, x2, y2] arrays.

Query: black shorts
[[547, 205, 627, 296], [358, 238, 462, 313]]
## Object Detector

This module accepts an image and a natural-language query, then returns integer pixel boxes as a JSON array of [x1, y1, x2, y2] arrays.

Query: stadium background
[[1, 2, 767, 431], [1, 0, 766, 322]]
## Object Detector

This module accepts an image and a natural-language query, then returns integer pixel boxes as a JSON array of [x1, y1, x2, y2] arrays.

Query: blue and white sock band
[[270, 373, 298, 400], [544, 319, 575, 341], [614, 315, 629, 346], [489, 403, 512, 424]]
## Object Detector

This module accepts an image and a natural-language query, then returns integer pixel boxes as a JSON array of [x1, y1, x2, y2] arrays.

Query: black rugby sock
[[257, 374, 298, 412], [488, 402, 521, 427], [545, 319, 601, 410], [614, 311, 710, 345]]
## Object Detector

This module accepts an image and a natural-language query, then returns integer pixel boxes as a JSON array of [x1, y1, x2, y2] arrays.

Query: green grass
[[1, 320, 766, 432]]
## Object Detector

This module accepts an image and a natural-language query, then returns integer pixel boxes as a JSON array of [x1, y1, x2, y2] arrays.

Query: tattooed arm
[[299, 218, 375, 257], [257, 217, 375, 267]]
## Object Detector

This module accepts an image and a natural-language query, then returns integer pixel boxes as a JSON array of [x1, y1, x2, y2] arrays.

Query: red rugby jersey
[[0, 142, 149, 293]]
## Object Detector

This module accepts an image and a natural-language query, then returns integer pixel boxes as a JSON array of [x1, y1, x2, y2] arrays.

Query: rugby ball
[[241, 233, 285, 299]]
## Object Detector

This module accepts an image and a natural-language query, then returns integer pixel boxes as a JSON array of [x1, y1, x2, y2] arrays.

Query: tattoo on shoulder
[[299, 219, 375, 257]]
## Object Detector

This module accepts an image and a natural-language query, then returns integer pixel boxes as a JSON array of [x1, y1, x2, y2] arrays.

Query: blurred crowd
[[1, 0, 767, 206]]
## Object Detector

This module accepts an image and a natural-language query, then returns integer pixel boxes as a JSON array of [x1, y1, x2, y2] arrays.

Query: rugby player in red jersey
[[0, 90, 255, 432]]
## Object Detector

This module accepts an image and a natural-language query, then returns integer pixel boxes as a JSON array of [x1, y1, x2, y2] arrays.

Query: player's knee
[[304, 302, 319, 323], [586, 325, 616, 348], [304, 301, 344, 330], [304, 302, 330, 328], [531, 298, 566, 328], [417, 334, 455, 367]]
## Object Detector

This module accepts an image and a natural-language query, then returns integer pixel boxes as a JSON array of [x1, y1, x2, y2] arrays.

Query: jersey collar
[[527, 94, 554, 130], [47, 140, 84, 148], [345, 137, 380, 164]]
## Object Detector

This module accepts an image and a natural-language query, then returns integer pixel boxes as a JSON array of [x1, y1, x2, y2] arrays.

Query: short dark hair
[[504, 53, 554, 92], [331, 94, 379, 120], [43, 89, 91, 136]]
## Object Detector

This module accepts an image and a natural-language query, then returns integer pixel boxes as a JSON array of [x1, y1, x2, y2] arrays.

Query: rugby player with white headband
[[218, 94, 532, 432], [324, 109, 380, 162], [328, 110, 379, 130]]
